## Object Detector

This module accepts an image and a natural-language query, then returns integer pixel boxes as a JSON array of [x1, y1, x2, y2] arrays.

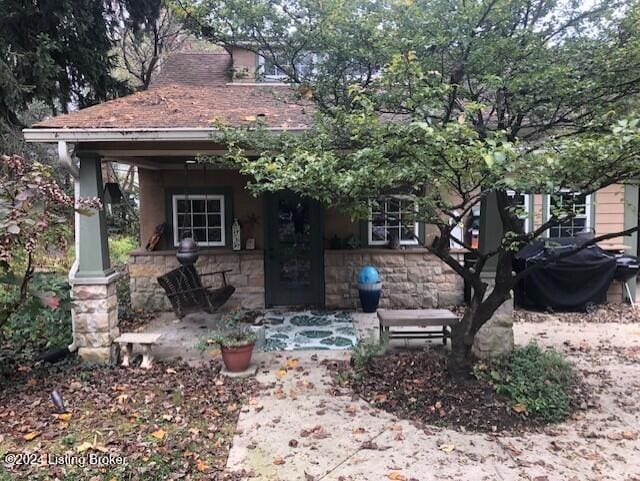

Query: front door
[[265, 192, 324, 306]]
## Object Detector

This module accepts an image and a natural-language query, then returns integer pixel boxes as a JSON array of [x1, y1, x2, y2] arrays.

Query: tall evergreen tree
[[0, 0, 129, 130]]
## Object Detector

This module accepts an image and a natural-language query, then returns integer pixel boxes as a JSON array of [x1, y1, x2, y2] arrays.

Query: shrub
[[108, 235, 137, 267], [476, 343, 576, 422], [351, 336, 385, 374], [0, 273, 72, 351]]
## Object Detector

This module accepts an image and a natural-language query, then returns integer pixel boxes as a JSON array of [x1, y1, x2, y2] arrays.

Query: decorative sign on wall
[[232, 218, 241, 251]]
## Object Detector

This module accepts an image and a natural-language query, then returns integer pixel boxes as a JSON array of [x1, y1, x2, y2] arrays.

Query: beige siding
[[594, 183, 625, 236], [138, 168, 365, 250], [138, 168, 263, 250], [532, 194, 544, 230], [229, 46, 257, 82]]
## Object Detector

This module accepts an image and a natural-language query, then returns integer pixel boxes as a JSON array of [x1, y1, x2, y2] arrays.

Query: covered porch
[[21, 131, 469, 364]]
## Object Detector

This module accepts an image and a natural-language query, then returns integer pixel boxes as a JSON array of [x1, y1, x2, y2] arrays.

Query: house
[[23, 47, 638, 363]]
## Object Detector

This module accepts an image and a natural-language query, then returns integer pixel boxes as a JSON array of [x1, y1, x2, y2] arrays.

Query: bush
[[0, 273, 72, 351], [109, 235, 137, 267], [476, 343, 576, 422], [351, 337, 385, 374]]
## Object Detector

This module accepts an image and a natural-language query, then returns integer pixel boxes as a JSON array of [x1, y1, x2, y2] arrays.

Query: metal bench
[[115, 332, 162, 369], [377, 309, 459, 345]]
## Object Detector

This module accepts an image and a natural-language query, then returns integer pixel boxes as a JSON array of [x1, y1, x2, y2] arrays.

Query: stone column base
[[472, 291, 514, 359], [71, 273, 120, 364]]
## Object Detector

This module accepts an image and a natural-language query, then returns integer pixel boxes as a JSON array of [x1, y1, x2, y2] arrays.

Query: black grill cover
[[514, 238, 616, 310]]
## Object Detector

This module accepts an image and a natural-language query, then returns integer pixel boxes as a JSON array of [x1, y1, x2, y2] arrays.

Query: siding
[[594, 184, 625, 237]]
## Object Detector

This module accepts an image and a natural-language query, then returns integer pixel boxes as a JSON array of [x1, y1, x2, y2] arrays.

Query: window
[[506, 191, 531, 233], [368, 197, 419, 246], [257, 53, 316, 81], [258, 55, 287, 80], [172, 194, 225, 247], [546, 192, 591, 238]]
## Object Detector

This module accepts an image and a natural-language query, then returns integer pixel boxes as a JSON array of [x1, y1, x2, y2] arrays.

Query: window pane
[[207, 199, 221, 213], [176, 199, 187, 213], [208, 228, 222, 243], [192, 214, 206, 228], [193, 229, 206, 242], [372, 225, 386, 241], [386, 226, 401, 241], [401, 225, 416, 241], [387, 199, 400, 214], [207, 214, 222, 228], [176, 213, 189, 226], [192, 200, 205, 212]]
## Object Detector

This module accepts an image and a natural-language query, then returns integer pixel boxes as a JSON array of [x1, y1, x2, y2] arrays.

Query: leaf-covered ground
[[327, 348, 586, 433], [514, 303, 640, 324], [0, 359, 258, 480]]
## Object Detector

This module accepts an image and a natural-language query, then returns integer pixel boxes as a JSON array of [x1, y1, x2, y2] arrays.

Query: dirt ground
[[226, 320, 640, 481]]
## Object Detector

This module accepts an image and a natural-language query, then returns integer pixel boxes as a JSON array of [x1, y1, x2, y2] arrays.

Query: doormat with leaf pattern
[[257, 311, 357, 351]]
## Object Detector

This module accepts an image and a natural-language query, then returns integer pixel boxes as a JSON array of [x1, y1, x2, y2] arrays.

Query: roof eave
[[22, 126, 307, 143]]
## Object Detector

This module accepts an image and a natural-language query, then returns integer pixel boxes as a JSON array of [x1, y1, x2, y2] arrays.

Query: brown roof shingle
[[33, 52, 313, 130]]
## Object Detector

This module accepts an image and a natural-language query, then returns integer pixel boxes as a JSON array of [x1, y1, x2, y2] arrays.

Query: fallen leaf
[[387, 472, 407, 481], [151, 429, 166, 440], [57, 413, 73, 422], [439, 443, 455, 454], [622, 431, 638, 440], [286, 358, 299, 369], [196, 459, 209, 472], [512, 403, 527, 413], [273, 456, 285, 465], [276, 368, 287, 379], [23, 431, 40, 441]]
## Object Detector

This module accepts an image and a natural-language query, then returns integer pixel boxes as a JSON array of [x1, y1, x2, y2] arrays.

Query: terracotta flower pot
[[221, 343, 255, 372]]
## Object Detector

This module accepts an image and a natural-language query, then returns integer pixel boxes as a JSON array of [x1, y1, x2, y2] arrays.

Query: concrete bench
[[377, 309, 459, 346], [115, 333, 162, 369]]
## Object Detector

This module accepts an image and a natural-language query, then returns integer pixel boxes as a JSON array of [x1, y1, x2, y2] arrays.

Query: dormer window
[[257, 53, 317, 82], [258, 55, 287, 81]]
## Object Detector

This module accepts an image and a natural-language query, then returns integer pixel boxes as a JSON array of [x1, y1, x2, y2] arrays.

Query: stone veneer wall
[[72, 279, 120, 363], [324, 249, 465, 309], [129, 250, 265, 311]]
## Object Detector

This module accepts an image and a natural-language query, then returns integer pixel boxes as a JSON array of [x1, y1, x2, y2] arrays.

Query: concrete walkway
[[226, 320, 640, 480]]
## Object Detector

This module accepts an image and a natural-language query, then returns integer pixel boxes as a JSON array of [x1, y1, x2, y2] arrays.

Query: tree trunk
[[448, 283, 484, 376], [448, 267, 513, 375]]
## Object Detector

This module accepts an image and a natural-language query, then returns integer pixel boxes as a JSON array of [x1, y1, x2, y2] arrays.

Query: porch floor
[[126, 309, 441, 363]]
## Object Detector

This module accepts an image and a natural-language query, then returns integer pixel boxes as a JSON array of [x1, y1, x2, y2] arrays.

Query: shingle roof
[[33, 52, 313, 130]]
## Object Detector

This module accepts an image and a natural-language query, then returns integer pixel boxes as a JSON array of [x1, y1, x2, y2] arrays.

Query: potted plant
[[199, 323, 257, 372]]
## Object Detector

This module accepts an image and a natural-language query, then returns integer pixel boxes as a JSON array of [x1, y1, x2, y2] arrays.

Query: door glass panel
[[277, 196, 311, 287]]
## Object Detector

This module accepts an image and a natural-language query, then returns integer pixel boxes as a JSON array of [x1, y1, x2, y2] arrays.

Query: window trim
[[368, 197, 420, 246], [257, 55, 288, 81], [506, 190, 531, 234], [545, 191, 592, 238], [172, 194, 226, 247]]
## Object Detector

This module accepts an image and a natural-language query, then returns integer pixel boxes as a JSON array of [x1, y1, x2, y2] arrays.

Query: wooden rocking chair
[[157, 265, 235, 318]]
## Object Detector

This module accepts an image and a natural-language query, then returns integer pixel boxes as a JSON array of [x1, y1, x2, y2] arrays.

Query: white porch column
[[71, 153, 120, 364]]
